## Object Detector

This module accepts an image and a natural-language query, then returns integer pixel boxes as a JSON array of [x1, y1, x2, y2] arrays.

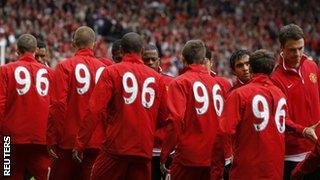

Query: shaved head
[[121, 32, 143, 54], [73, 26, 95, 49], [17, 34, 37, 54]]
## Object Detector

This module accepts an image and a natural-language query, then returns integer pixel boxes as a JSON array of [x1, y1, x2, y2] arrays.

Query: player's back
[[53, 49, 106, 149], [168, 64, 223, 166], [0, 53, 53, 144], [101, 54, 164, 159], [230, 75, 285, 179]]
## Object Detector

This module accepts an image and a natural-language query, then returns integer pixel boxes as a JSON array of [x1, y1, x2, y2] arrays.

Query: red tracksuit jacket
[[153, 73, 173, 151], [0, 52, 53, 144], [219, 74, 306, 180], [160, 64, 225, 166], [47, 48, 107, 149], [220, 75, 286, 179], [271, 54, 320, 156], [75, 53, 166, 159]]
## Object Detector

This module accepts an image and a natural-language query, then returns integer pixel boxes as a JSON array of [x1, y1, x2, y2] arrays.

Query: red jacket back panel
[[0, 53, 53, 144]]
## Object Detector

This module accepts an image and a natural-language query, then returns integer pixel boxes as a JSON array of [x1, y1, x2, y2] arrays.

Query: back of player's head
[[229, 49, 250, 70], [182, 39, 205, 65], [249, 49, 275, 75], [279, 24, 304, 47], [17, 34, 37, 54], [73, 26, 95, 49], [112, 39, 122, 54], [143, 44, 159, 55], [121, 32, 143, 54]]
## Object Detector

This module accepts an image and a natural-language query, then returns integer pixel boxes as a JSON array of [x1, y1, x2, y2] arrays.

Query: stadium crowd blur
[[1, 0, 320, 78]]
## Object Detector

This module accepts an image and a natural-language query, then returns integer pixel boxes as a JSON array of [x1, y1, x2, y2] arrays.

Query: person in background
[[0, 34, 53, 179], [47, 26, 107, 180], [142, 44, 173, 180], [111, 39, 123, 63], [73, 32, 167, 180], [271, 23, 320, 180]]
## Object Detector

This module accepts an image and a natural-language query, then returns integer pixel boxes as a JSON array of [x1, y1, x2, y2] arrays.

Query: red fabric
[[170, 161, 210, 180], [210, 72, 233, 161], [160, 64, 223, 166], [0, 53, 53, 144], [154, 74, 173, 149], [48, 148, 99, 180], [47, 48, 107, 149], [75, 53, 166, 159], [291, 141, 320, 179], [0, 144, 50, 180], [271, 54, 320, 156], [90, 149, 151, 180], [219, 75, 287, 179], [99, 57, 113, 66]]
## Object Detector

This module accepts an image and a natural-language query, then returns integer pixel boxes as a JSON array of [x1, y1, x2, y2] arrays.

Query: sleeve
[[160, 80, 186, 164], [211, 128, 227, 179], [211, 90, 242, 178], [154, 80, 169, 144], [220, 91, 243, 135], [0, 66, 7, 125], [74, 69, 113, 152], [292, 142, 320, 178], [46, 64, 69, 146], [285, 115, 305, 136]]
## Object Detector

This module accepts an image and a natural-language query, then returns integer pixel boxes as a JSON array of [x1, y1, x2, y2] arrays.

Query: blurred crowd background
[[1, 0, 319, 78]]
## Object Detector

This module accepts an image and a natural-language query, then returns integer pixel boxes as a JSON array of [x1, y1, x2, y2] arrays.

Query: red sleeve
[[285, 115, 305, 136], [0, 66, 7, 124], [160, 80, 186, 164], [154, 81, 169, 144], [211, 128, 227, 179], [292, 142, 320, 178], [47, 63, 69, 146], [211, 90, 242, 178], [220, 91, 242, 134], [75, 69, 113, 152]]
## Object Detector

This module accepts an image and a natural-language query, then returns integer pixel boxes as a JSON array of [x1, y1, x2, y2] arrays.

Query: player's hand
[[72, 149, 83, 163], [303, 121, 320, 143], [47, 146, 59, 159], [160, 163, 170, 174]]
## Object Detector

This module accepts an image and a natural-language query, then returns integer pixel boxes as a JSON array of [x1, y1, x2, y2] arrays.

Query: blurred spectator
[[1, 0, 320, 79]]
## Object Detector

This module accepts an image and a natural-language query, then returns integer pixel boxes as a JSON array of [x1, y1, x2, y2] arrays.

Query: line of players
[[0, 23, 320, 180]]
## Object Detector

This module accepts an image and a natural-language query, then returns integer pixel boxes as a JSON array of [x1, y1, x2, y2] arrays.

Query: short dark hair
[[73, 26, 95, 48], [182, 40, 205, 65], [249, 49, 275, 75], [111, 39, 122, 54], [205, 46, 212, 60], [229, 49, 250, 70], [17, 34, 37, 53], [279, 24, 304, 46], [143, 44, 159, 55], [121, 32, 143, 54]]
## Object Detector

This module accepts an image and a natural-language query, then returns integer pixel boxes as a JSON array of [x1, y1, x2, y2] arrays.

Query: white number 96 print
[[14, 66, 49, 96], [122, 72, 155, 108], [193, 81, 224, 116]]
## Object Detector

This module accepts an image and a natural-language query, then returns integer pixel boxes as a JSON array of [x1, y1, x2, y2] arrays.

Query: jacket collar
[[250, 74, 273, 85], [75, 48, 95, 57], [180, 64, 208, 74], [122, 53, 144, 64], [18, 52, 37, 63], [279, 52, 306, 73]]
